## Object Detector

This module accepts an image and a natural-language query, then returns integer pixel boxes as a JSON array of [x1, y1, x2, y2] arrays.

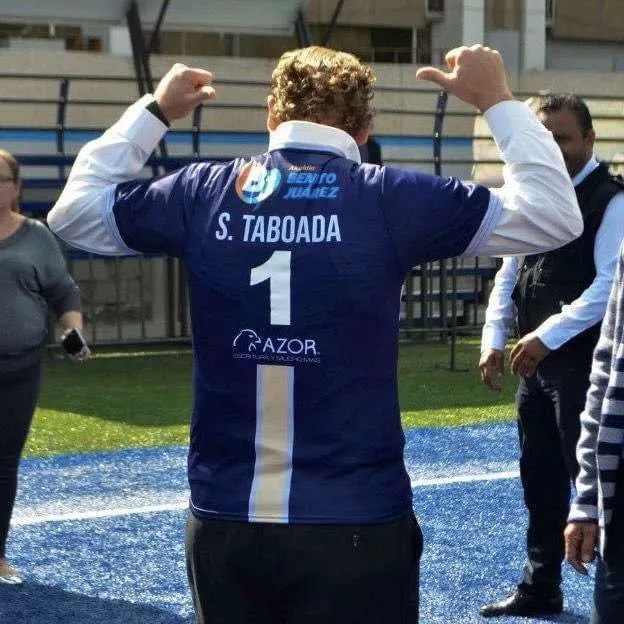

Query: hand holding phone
[[61, 328, 91, 361]]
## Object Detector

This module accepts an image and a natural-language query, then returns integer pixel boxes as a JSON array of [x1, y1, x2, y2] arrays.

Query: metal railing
[[2, 72, 623, 347]]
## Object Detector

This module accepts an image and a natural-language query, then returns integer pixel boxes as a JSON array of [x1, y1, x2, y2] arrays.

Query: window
[[415, 28, 432, 65], [427, 0, 445, 12], [371, 27, 412, 64], [545, 0, 555, 27]]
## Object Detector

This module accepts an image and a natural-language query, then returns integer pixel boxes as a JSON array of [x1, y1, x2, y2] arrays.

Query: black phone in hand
[[61, 328, 87, 355]]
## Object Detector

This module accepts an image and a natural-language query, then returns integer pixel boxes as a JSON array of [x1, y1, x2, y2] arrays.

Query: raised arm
[[417, 45, 582, 257], [47, 64, 215, 254]]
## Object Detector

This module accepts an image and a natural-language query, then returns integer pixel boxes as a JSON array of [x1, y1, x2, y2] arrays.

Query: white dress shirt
[[481, 156, 624, 352], [47, 95, 582, 258]]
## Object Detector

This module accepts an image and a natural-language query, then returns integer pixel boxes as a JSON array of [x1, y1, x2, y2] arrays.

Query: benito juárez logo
[[235, 162, 282, 205]]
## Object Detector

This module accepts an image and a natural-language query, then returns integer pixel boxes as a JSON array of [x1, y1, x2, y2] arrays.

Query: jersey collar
[[268, 120, 362, 164]]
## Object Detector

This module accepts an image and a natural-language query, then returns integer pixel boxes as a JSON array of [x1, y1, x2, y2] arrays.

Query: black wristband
[[146, 99, 170, 127]]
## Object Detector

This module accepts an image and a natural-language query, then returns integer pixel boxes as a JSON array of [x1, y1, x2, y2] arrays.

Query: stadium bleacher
[[1, 19, 622, 342]]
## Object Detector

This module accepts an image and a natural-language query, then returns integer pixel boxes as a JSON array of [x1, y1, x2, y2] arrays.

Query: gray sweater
[[569, 240, 624, 556], [0, 218, 81, 372]]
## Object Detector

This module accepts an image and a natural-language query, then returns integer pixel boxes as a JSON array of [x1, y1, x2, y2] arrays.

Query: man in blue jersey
[[48, 45, 582, 624]]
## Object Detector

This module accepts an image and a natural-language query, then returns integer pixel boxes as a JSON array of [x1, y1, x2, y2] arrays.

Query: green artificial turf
[[27, 340, 516, 457], [398, 340, 516, 427]]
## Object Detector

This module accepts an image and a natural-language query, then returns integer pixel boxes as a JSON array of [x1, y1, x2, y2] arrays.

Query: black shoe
[[480, 588, 563, 618]]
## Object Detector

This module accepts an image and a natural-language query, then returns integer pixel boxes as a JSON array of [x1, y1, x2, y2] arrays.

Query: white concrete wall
[[547, 40, 624, 72], [486, 29, 520, 72], [520, 0, 545, 71], [431, 0, 485, 65]]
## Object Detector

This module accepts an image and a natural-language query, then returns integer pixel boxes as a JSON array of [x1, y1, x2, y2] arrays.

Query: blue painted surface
[[1, 422, 592, 623], [404, 421, 520, 479]]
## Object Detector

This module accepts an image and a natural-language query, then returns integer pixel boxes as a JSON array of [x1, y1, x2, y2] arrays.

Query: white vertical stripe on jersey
[[248, 364, 294, 522]]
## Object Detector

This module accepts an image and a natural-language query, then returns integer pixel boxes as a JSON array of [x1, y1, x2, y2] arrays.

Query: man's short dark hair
[[530, 93, 593, 136]]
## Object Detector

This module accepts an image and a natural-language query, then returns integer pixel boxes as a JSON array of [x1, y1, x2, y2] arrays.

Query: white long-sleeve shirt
[[47, 96, 582, 258], [481, 156, 624, 352]]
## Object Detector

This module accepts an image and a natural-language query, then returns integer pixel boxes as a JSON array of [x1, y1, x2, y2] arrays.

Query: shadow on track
[[0, 582, 194, 624]]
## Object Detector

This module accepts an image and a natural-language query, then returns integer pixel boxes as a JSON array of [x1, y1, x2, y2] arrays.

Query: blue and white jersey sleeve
[[110, 162, 217, 256], [48, 94, 173, 255], [49, 97, 581, 261], [381, 100, 582, 267], [380, 168, 492, 269]]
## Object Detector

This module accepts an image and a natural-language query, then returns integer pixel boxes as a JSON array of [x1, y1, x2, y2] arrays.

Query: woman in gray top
[[0, 149, 89, 585]]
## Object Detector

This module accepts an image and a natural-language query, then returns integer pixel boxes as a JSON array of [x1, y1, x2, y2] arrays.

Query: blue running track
[[1, 422, 593, 623]]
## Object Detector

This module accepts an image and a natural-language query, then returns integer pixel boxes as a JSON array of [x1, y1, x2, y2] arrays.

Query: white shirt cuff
[[533, 320, 565, 350], [481, 326, 507, 352], [113, 94, 169, 153]]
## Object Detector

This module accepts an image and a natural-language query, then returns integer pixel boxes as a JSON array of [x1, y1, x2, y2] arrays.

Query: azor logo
[[232, 329, 262, 352], [235, 161, 282, 205], [232, 329, 321, 364]]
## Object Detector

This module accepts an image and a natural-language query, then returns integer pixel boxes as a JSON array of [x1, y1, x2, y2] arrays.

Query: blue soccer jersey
[[49, 97, 581, 525], [111, 144, 490, 524]]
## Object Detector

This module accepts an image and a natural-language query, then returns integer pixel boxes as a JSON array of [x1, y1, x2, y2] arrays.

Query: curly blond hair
[[270, 46, 375, 138]]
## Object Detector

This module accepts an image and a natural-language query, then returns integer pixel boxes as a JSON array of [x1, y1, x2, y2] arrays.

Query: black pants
[[0, 363, 42, 558], [592, 470, 624, 624], [516, 354, 591, 594], [185, 511, 423, 624]]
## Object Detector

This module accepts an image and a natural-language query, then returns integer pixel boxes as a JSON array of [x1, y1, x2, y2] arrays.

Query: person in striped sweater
[[566, 239, 624, 624]]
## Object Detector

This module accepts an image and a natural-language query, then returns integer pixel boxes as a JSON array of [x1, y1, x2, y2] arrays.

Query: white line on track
[[13, 469, 519, 527], [410, 469, 519, 487], [12, 501, 188, 526]]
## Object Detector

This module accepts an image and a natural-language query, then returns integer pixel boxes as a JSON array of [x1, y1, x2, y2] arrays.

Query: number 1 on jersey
[[250, 250, 291, 326]]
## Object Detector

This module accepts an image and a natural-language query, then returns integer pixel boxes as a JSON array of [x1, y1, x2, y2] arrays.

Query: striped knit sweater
[[569, 240, 624, 555]]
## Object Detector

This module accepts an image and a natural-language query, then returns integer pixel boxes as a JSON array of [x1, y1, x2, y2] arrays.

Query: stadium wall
[[1, 50, 622, 342]]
